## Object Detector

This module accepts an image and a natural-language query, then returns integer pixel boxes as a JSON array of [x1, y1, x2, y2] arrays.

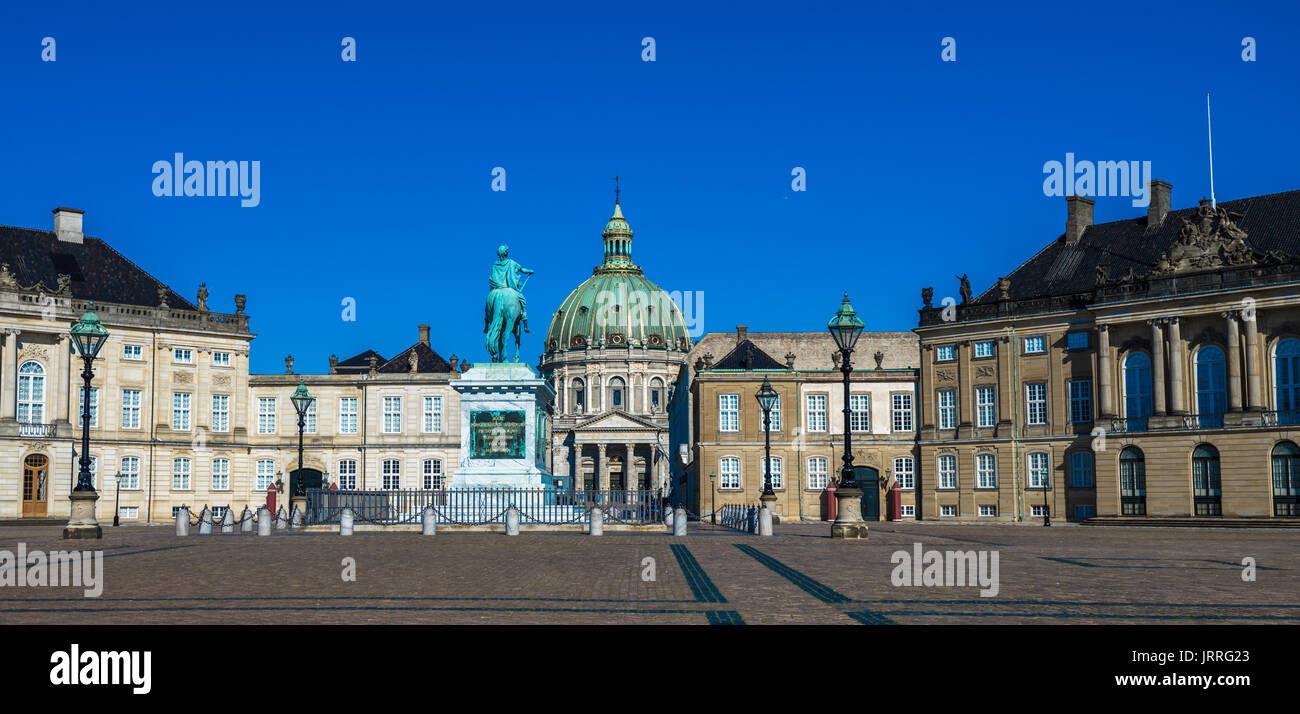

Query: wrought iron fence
[[717, 504, 757, 533], [305, 488, 667, 526]]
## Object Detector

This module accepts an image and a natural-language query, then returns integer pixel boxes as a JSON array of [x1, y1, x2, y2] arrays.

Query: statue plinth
[[451, 363, 558, 490]]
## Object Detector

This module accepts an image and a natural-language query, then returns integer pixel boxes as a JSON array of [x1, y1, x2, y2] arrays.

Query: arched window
[[1274, 338, 1300, 425], [1119, 447, 1146, 515], [1271, 441, 1300, 516], [936, 454, 957, 489], [1123, 352, 1152, 431], [17, 361, 45, 424], [608, 377, 625, 410], [571, 378, 585, 413], [649, 378, 664, 411], [1192, 444, 1222, 516], [1194, 345, 1227, 428]]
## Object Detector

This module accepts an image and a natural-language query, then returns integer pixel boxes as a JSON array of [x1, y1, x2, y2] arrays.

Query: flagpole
[[1207, 93, 1216, 209]]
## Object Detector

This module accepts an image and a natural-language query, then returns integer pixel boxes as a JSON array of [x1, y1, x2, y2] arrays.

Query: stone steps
[[1082, 516, 1300, 529]]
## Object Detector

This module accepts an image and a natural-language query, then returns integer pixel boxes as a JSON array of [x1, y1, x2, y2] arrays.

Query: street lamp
[[827, 293, 868, 540], [1042, 478, 1052, 527], [709, 470, 717, 524], [755, 376, 778, 508], [289, 379, 316, 521], [113, 471, 122, 527], [66, 308, 110, 539]]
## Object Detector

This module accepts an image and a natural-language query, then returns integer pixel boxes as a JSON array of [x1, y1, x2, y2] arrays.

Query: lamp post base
[[63, 491, 103, 540], [830, 487, 869, 540]]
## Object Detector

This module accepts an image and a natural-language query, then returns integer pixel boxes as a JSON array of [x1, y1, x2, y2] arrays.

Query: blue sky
[[2, 0, 1297, 373]]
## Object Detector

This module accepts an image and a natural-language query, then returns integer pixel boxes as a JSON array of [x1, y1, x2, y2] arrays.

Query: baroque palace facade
[[673, 326, 920, 521], [0, 207, 469, 523], [914, 183, 1300, 521]]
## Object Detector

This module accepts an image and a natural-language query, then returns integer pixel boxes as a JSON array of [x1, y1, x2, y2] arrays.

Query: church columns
[[625, 442, 635, 489], [597, 443, 609, 491], [1225, 312, 1243, 412]]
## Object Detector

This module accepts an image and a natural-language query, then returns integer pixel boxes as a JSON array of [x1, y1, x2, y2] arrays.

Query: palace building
[[914, 183, 1300, 522], [539, 201, 691, 493], [675, 326, 919, 521], [0, 207, 470, 523]]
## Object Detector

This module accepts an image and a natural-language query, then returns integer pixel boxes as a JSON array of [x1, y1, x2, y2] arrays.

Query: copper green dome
[[545, 203, 692, 353]]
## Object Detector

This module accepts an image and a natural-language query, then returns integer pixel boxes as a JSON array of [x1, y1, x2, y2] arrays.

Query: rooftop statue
[[485, 244, 534, 362]]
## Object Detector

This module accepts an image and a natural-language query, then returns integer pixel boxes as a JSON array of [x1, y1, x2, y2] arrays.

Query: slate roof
[[0, 224, 194, 309], [975, 189, 1300, 304], [378, 341, 454, 373], [711, 338, 789, 370], [334, 349, 385, 373]]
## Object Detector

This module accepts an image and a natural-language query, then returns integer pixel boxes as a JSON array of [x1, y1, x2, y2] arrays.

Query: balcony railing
[[1109, 417, 1149, 434], [1183, 414, 1224, 429], [1263, 410, 1300, 427], [17, 422, 56, 438]]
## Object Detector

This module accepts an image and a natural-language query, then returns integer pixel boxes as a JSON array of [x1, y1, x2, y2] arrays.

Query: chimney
[[1065, 196, 1094, 244], [1147, 180, 1171, 231], [736, 325, 747, 345], [417, 324, 430, 346], [53, 207, 84, 244]]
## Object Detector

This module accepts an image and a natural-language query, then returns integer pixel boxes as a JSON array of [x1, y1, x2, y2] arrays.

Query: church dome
[[545, 203, 692, 353]]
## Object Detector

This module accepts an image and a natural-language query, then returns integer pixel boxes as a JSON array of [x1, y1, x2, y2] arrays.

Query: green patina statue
[[484, 244, 533, 362]]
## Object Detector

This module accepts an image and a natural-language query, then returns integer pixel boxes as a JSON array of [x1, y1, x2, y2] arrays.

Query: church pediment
[[573, 410, 661, 432], [1150, 203, 1261, 276]]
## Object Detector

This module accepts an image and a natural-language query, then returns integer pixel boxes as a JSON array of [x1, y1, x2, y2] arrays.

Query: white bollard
[[257, 506, 272, 536], [197, 507, 213, 535], [221, 508, 235, 533], [291, 505, 304, 527], [276, 506, 288, 530], [674, 507, 688, 536], [589, 506, 603, 536], [664, 508, 674, 531], [505, 506, 520, 536], [340, 507, 354, 536], [421, 505, 436, 536], [758, 507, 773, 536], [240, 506, 254, 533], [175, 506, 190, 536]]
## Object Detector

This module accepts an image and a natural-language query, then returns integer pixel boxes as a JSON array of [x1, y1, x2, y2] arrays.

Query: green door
[[855, 466, 880, 521]]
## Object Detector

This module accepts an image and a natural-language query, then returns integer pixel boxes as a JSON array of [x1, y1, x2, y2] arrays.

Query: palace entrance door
[[22, 454, 49, 517]]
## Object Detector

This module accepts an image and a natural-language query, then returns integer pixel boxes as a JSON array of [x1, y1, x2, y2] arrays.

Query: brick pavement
[[0, 520, 1295, 625]]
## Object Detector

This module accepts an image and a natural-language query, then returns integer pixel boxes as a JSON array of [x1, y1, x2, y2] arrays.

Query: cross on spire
[[611, 174, 622, 204]]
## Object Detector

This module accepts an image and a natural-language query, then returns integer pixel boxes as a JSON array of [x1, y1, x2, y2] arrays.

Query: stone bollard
[[589, 506, 603, 536], [240, 506, 254, 533], [758, 507, 773, 536], [257, 506, 272, 536], [221, 508, 235, 533], [197, 507, 213, 535], [340, 507, 354, 536], [673, 507, 688, 536], [175, 506, 190, 536], [664, 508, 674, 531], [291, 506, 304, 527], [276, 506, 288, 530], [505, 506, 520, 536], [421, 505, 436, 536]]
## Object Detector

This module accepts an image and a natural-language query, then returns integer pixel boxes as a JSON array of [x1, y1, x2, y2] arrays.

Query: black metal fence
[[305, 488, 668, 526], [718, 504, 757, 533]]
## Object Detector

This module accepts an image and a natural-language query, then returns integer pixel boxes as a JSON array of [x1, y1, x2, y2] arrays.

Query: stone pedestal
[[63, 490, 103, 540], [451, 363, 556, 490], [831, 487, 869, 540]]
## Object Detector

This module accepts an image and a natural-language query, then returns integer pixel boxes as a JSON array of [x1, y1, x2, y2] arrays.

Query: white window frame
[[937, 389, 956, 430], [211, 458, 230, 491], [849, 394, 870, 432], [719, 457, 741, 490], [120, 456, 140, 490], [382, 459, 401, 489], [121, 389, 142, 430], [79, 387, 99, 428], [16, 361, 45, 424], [893, 457, 915, 489], [423, 459, 444, 490], [937, 454, 957, 489], [173, 348, 193, 364], [211, 394, 230, 433], [974, 341, 994, 358], [718, 394, 740, 432], [423, 396, 443, 434], [172, 392, 192, 431], [935, 345, 956, 362], [1023, 336, 1046, 354], [979, 504, 997, 517], [172, 457, 192, 490], [1028, 451, 1050, 488], [1025, 383, 1047, 425], [940, 504, 956, 517], [383, 397, 402, 434], [900, 504, 915, 517], [891, 393, 914, 432], [339, 397, 358, 435], [807, 456, 829, 489], [258, 397, 277, 435], [975, 386, 996, 427], [806, 394, 828, 432], [761, 456, 783, 490], [976, 453, 997, 489], [337, 459, 357, 490], [255, 460, 275, 491], [762, 395, 782, 432], [123, 343, 144, 361], [212, 351, 232, 367], [304, 400, 317, 434]]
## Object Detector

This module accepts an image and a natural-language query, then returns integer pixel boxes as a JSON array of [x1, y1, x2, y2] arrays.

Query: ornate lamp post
[[66, 308, 110, 539], [709, 470, 717, 524], [827, 293, 868, 540], [289, 379, 316, 523], [1042, 477, 1052, 527], [112, 471, 122, 527], [755, 376, 778, 509]]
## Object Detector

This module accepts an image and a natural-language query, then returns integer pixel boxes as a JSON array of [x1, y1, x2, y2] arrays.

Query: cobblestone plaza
[[1, 523, 1295, 625]]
